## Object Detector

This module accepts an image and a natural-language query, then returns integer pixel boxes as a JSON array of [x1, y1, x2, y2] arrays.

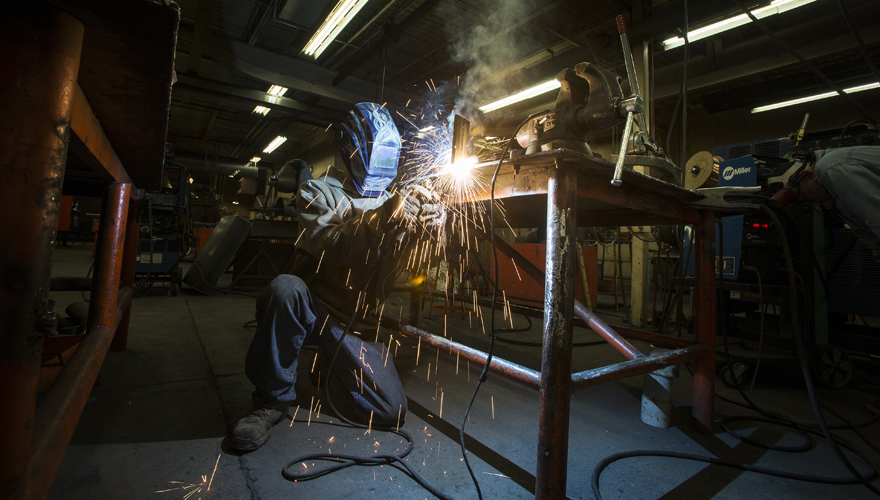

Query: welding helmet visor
[[340, 103, 401, 197]]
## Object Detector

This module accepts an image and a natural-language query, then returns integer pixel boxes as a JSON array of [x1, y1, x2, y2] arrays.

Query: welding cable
[[759, 204, 880, 495], [740, 266, 765, 394], [458, 113, 538, 500], [593, 209, 880, 499], [735, 0, 878, 126], [715, 221, 812, 452]]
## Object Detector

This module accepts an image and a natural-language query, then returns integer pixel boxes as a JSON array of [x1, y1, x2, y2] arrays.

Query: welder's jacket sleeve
[[291, 169, 411, 327], [815, 146, 880, 263]]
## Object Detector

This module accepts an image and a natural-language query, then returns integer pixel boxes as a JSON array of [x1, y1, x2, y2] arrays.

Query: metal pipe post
[[691, 211, 716, 432], [0, 6, 84, 499], [27, 183, 130, 500], [112, 197, 141, 351], [535, 163, 577, 500]]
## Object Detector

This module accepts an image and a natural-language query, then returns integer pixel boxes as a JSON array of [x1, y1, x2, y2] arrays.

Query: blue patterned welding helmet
[[339, 103, 401, 197]]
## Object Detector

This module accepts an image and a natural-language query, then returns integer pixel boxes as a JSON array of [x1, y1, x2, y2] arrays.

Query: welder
[[771, 145, 880, 263], [232, 103, 445, 451]]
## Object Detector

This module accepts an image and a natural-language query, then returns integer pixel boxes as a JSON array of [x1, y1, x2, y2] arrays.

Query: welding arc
[[458, 114, 538, 500]]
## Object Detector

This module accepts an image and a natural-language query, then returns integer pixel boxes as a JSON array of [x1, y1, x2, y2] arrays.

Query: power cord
[[592, 205, 880, 499], [458, 113, 537, 500]]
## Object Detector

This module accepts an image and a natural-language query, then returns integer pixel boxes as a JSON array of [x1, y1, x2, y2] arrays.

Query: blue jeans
[[245, 275, 344, 403]]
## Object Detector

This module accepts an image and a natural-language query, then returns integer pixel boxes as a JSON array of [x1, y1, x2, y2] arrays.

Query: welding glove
[[398, 185, 446, 229]]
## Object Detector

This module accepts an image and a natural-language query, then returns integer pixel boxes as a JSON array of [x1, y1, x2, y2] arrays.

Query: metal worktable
[[391, 149, 717, 500]]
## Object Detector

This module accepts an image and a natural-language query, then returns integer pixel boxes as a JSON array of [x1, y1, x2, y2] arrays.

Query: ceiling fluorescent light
[[479, 80, 561, 113], [253, 106, 270, 116], [263, 136, 287, 154], [751, 82, 880, 113], [303, 0, 370, 59], [267, 85, 288, 97], [662, 0, 817, 50]]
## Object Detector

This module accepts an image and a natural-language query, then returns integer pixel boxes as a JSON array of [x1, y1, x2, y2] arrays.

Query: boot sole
[[233, 432, 270, 451], [232, 410, 289, 451]]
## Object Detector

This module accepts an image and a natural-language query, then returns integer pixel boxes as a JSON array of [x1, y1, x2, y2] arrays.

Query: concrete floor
[[44, 244, 879, 499]]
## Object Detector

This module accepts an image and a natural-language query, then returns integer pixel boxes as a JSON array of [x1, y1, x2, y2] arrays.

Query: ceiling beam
[[186, 0, 217, 75], [203, 33, 380, 104], [332, 0, 443, 87], [174, 73, 347, 120]]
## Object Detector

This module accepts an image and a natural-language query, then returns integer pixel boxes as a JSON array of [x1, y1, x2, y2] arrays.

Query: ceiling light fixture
[[253, 106, 270, 115], [267, 85, 288, 97], [250, 156, 262, 163], [662, 0, 817, 50], [479, 80, 561, 114], [303, 0, 370, 59], [263, 136, 287, 154], [751, 82, 879, 113]]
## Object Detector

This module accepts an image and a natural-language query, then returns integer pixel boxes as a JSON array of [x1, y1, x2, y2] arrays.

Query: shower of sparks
[[207, 454, 220, 491], [155, 455, 221, 498], [290, 405, 300, 427], [389, 91, 511, 285]]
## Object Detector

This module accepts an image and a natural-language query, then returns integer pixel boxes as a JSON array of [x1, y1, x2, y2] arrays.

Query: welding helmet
[[339, 103, 401, 197]]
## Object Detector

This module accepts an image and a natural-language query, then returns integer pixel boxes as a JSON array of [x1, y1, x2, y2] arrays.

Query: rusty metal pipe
[[49, 277, 94, 291], [491, 235, 644, 361], [387, 322, 541, 390], [0, 5, 84, 499], [535, 163, 577, 500], [571, 344, 708, 392], [691, 211, 717, 433], [112, 197, 141, 351], [27, 183, 130, 500]]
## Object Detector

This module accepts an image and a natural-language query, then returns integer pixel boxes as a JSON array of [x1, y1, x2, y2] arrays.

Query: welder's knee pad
[[323, 335, 407, 429]]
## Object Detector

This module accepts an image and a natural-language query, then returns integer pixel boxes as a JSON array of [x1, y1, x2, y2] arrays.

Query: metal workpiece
[[0, 5, 84, 499], [535, 164, 577, 500]]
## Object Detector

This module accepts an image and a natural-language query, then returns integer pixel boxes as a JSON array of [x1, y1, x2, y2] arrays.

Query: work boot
[[232, 398, 289, 451]]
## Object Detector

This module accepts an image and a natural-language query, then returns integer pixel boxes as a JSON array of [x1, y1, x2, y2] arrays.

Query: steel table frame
[[0, 4, 172, 498], [390, 149, 716, 500]]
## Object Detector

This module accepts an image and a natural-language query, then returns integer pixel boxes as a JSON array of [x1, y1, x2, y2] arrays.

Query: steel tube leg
[[692, 211, 716, 432], [112, 197, 141, 351], [27, 183, 130, 500], [535, 163, 577, 499], [0, 6, 84, 500]]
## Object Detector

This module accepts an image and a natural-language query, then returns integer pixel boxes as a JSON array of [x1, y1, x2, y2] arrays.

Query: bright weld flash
[[442, 156, 478, 181]]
